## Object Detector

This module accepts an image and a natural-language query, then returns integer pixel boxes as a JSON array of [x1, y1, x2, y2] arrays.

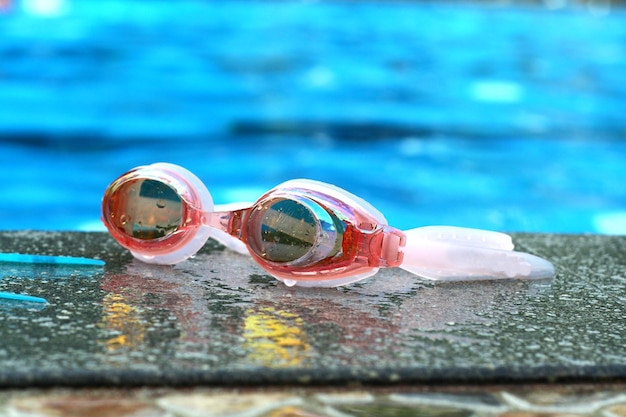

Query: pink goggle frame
[[101, 163, 555, 287]]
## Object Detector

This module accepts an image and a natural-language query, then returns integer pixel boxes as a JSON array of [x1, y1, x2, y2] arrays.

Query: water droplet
[[120, 214, 128, 225], [283, 279, 297, 287], [156, 200, 166, 209]]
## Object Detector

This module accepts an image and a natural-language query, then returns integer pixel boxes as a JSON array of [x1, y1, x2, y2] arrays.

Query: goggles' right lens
[[104, 178, 183, 240], [253, 198, 317, 262], [246, 196, 343, 266]]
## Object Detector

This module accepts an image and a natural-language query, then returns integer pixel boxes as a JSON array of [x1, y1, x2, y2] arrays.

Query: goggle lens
[[247, 196, 345, 266], [253, 198, 317, 263], [105, 178, 183, 240]]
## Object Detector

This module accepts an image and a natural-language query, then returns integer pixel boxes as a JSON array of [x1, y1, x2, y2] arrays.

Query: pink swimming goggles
[[101, 163, 555, 287]]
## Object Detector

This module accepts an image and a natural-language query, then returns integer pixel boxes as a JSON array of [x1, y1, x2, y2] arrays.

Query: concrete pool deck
[[0, 231, 624, 416]]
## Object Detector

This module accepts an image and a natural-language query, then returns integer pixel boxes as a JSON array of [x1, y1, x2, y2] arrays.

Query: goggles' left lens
[[102, 163, 214, 265], [105, 178, 183, 240]]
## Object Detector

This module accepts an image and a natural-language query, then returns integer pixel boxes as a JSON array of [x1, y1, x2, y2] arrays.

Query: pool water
[[1, 0, 625, 234]]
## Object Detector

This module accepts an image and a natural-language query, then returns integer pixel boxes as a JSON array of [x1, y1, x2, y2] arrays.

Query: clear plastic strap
[[400, 226, 555, 281]]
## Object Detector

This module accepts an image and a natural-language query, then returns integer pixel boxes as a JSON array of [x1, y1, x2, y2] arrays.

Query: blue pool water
[[1, 0, 625, 234]]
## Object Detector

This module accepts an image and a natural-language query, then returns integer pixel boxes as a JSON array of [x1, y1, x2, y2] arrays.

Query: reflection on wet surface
[[243, 306, 311, 367], [100, 293, 146, 351], [0, 261, 104, 309], [0, 298, 48, 312], [0, 232, 625, 387]]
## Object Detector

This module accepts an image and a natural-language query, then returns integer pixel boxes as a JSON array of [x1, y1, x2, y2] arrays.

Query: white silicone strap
[[405, 225, 514, 250], [400, 226, 555, 281]]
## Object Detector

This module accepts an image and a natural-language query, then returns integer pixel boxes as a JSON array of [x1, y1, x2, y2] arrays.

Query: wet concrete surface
[[0, 231, 624, 388]]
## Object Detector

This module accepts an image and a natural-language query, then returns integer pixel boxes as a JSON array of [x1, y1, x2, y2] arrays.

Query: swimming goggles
[[101, 163, 555, 287]]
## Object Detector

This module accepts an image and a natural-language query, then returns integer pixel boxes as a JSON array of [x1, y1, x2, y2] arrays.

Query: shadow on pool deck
[[0, 231, 624, 388]]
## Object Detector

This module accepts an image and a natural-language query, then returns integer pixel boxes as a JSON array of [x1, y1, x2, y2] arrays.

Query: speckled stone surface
[[0, 232, 624, 388]]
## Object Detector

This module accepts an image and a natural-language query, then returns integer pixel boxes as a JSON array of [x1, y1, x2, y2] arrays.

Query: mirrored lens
[[105, 178, 183, 240], [251, 198, 317, 263]]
